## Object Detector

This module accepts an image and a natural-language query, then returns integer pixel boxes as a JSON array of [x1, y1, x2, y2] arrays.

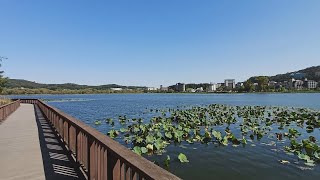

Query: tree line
[[2, 87, 144, 95]]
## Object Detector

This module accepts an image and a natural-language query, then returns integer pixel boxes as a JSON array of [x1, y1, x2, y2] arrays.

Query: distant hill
[[247, 66, 320, 83], [268, 66, 320, 82], [5, 79, 145, 90]]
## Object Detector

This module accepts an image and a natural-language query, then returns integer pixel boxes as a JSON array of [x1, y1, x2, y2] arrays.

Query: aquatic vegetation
[[164, 155, 171, 167], [104, 103, 320, 168], [107, 129, 119, 138], [178, 153, 189, 163], [106, 118, 115, 126], [94, 120, 102, 125], [118, 115, 128, 125]]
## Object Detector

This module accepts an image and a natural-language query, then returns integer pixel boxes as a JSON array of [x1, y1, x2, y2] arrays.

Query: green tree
[[279, 86, 286, 92], [235, 85, 245, 93], [0, 57, 8, 93], [244, 80, 254, 92], [255, 76, 269, 92]]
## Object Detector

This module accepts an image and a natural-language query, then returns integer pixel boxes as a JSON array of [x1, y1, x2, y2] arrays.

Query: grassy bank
[[0, 98, 12, 105]]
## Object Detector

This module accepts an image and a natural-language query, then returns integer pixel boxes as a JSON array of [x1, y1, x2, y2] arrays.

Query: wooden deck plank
[[0, 104, 45, 180], [0, 104, 86, 180]]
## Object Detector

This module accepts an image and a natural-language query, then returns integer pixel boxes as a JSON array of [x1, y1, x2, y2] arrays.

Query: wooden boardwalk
[[0, 104, 86, 180]]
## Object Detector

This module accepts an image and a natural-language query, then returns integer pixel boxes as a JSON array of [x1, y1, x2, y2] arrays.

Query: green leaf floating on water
[[146, 135, 154, 144], [146, 144, 154, 151], [242, 137, 247, 145], [106, 118, 115, 126], [157, 131, 163, 138], [133, 126, 140, 133], [222, 136, 228, 146], [212, 130, 222, 140], [178, 153, 189, 163], [107, 130, 119, 138], [165, 132, 172, 139], [297, 152, 316, 165], [305, 162, 316, 167], [94, 120, 102, 125], [133, 146, 142, 155], [314, 152, 320, 159], [135, 136, 143, 144], [141, 147, 148, 154], [164, 155, 170, 167], [120, 128, 128, 133]]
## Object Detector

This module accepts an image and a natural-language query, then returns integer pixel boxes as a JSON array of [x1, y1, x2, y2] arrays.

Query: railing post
[[113, 158, 121, 180], [68, 124, 71, 146], [75, 129, 79, 161], [97, 144, 101, 180], [0, 108, 3, 120], [121, 161, 125, 180], [104, 148, 108, 180], [126, 166, 131, 180], [64, 121, 68, 144], [87, 136, 94, 179]]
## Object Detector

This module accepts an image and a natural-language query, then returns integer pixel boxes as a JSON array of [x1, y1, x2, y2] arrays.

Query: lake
[[9, 93, 320, 180]]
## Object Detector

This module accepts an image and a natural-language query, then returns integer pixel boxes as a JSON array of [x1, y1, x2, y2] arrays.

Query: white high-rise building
[[306, 80, 318, 89], [224, 79, 235, 89], [208, 83, 217, 92]]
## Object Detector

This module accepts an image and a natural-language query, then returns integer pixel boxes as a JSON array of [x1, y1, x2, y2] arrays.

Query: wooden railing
[[18, 99, 180, 180], [0, 100, 20, 121]]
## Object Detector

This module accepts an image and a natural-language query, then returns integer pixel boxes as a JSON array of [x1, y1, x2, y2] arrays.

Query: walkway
[[0, 104, 86, 180]]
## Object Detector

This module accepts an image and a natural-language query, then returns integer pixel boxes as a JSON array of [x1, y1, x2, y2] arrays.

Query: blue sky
[[0, 1, 319, 87]]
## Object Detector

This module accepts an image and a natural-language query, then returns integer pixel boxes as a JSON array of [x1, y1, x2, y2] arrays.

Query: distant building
[[268, 81, 281, 89], [268, 81, 277, 87], [196, 87, 204, 92], [216, 83, 223, 89], [160, 85, 168, 91], [293, 80, 304, 90], [110, 88, 123, 91], [286, 78, 318, 90], [208, 83, 217, 92], [288, 78, 295, 89], [283, 81, 290, 89], [236, 82, 244, 88], [224, 79, 235, 89], [175, 83, 186, 92], [147, 87, 157, 91], [290, 72, 305, 80], [305, 80, 318, 89], [315, 72, 320, 77]]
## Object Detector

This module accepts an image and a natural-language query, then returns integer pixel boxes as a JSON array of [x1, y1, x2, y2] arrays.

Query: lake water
[[10, 93, 320, 180]]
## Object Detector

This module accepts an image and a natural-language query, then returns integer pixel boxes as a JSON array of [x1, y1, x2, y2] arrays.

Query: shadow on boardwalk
[[34, 105, 87, 180]]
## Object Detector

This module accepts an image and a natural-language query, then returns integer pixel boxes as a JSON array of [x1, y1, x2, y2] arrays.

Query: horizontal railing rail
[[18, 99, 180, 180], [0, 99, 20, 121], [18, 99, 38, 104]]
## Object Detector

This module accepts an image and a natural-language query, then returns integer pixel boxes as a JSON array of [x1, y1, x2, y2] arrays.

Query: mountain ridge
[[5, 79, 145, 90], [5, 65, 320, 90], [268, 65, 320, 82]]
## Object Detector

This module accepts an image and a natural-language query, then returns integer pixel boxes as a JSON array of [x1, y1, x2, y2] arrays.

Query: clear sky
[[0, 0, 319, 87]]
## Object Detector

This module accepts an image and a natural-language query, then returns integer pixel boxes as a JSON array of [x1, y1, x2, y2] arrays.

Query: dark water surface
[[10, 93, 320, 180]]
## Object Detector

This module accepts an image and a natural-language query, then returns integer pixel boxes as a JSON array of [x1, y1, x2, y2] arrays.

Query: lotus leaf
[[178, 153, 189, 163]]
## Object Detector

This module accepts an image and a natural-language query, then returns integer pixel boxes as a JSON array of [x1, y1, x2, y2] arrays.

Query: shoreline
[[4, 91, 320, 96]]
